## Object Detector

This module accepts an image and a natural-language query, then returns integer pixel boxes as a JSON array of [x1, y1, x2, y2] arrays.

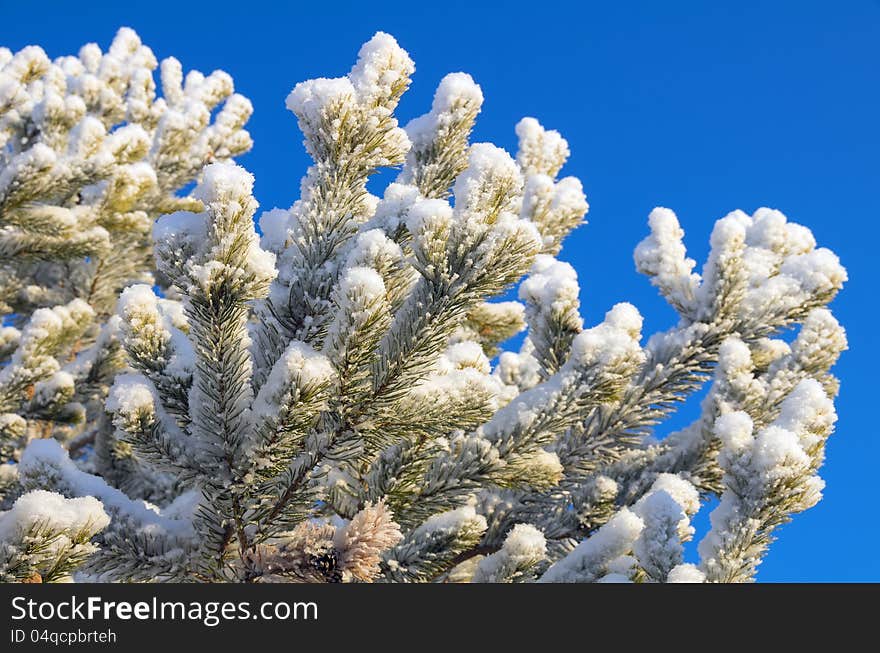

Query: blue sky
[[2, 1, 877, 581]]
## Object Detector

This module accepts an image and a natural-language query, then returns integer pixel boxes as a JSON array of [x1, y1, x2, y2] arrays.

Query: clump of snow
[[717, 337, 765, 401], [324, 265, 390, 361], [117, 284, 160, 324], [751, 425, 810, 474], [348, 32, 414, 104], [519, 255, 580, 314], [632, 488, 693, 575], [177, 163, 278, 297], [634, 207, 699, 312], [432, 72, 483, 114], [515, 117, 570, 177], [604, 303, 643, 341], [775, 379, 836, 451], [338, 266, 386, 305], [453, 143, 522, 218], [414, 342, 509, 413], [405, 198, 454, 252], [718, 338, 752, 373], [345, 228, 403, 271], [714, 411, 754, 454], [782, 221, 816, 255], [420, 506, 487, 535], [472, 522, 547, 582], [368, 183, 421, 233], [791, 308, 847, 366], [553, 177, 588, 214], [779, 248, 847, 296], [502, 523, 547, 560], [593, 475, 619, 500], [106, 373, 156, 418], [404, 72, 483, 150], [540, 508, 644, 583], [252, 340, 335, 426], [442, 341, 491, 375], [194, 160, 254, 204], [747, 208, 788, 252], [568, 316, 643, 370], [494, 346, 542, 392], [667, 563, 706, 583], [645, 474, 700, 515], [0, 490, 109, 543], [286, 77, 356, 124]]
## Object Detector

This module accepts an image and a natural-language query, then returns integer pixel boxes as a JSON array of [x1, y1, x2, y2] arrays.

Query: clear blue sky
[[2, 1, 877, 581]]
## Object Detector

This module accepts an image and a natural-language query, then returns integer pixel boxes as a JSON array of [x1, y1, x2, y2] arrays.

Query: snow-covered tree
[[2, 31, 846, 583], [0, 28, 251, 579]]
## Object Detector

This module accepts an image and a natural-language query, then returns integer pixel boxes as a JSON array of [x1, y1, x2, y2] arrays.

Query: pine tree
[[2, 31, 846, 583], [0, 28, 252, 580]]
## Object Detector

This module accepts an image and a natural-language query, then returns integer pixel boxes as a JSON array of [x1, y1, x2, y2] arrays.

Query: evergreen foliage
[[0, 30, 846, 583]]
